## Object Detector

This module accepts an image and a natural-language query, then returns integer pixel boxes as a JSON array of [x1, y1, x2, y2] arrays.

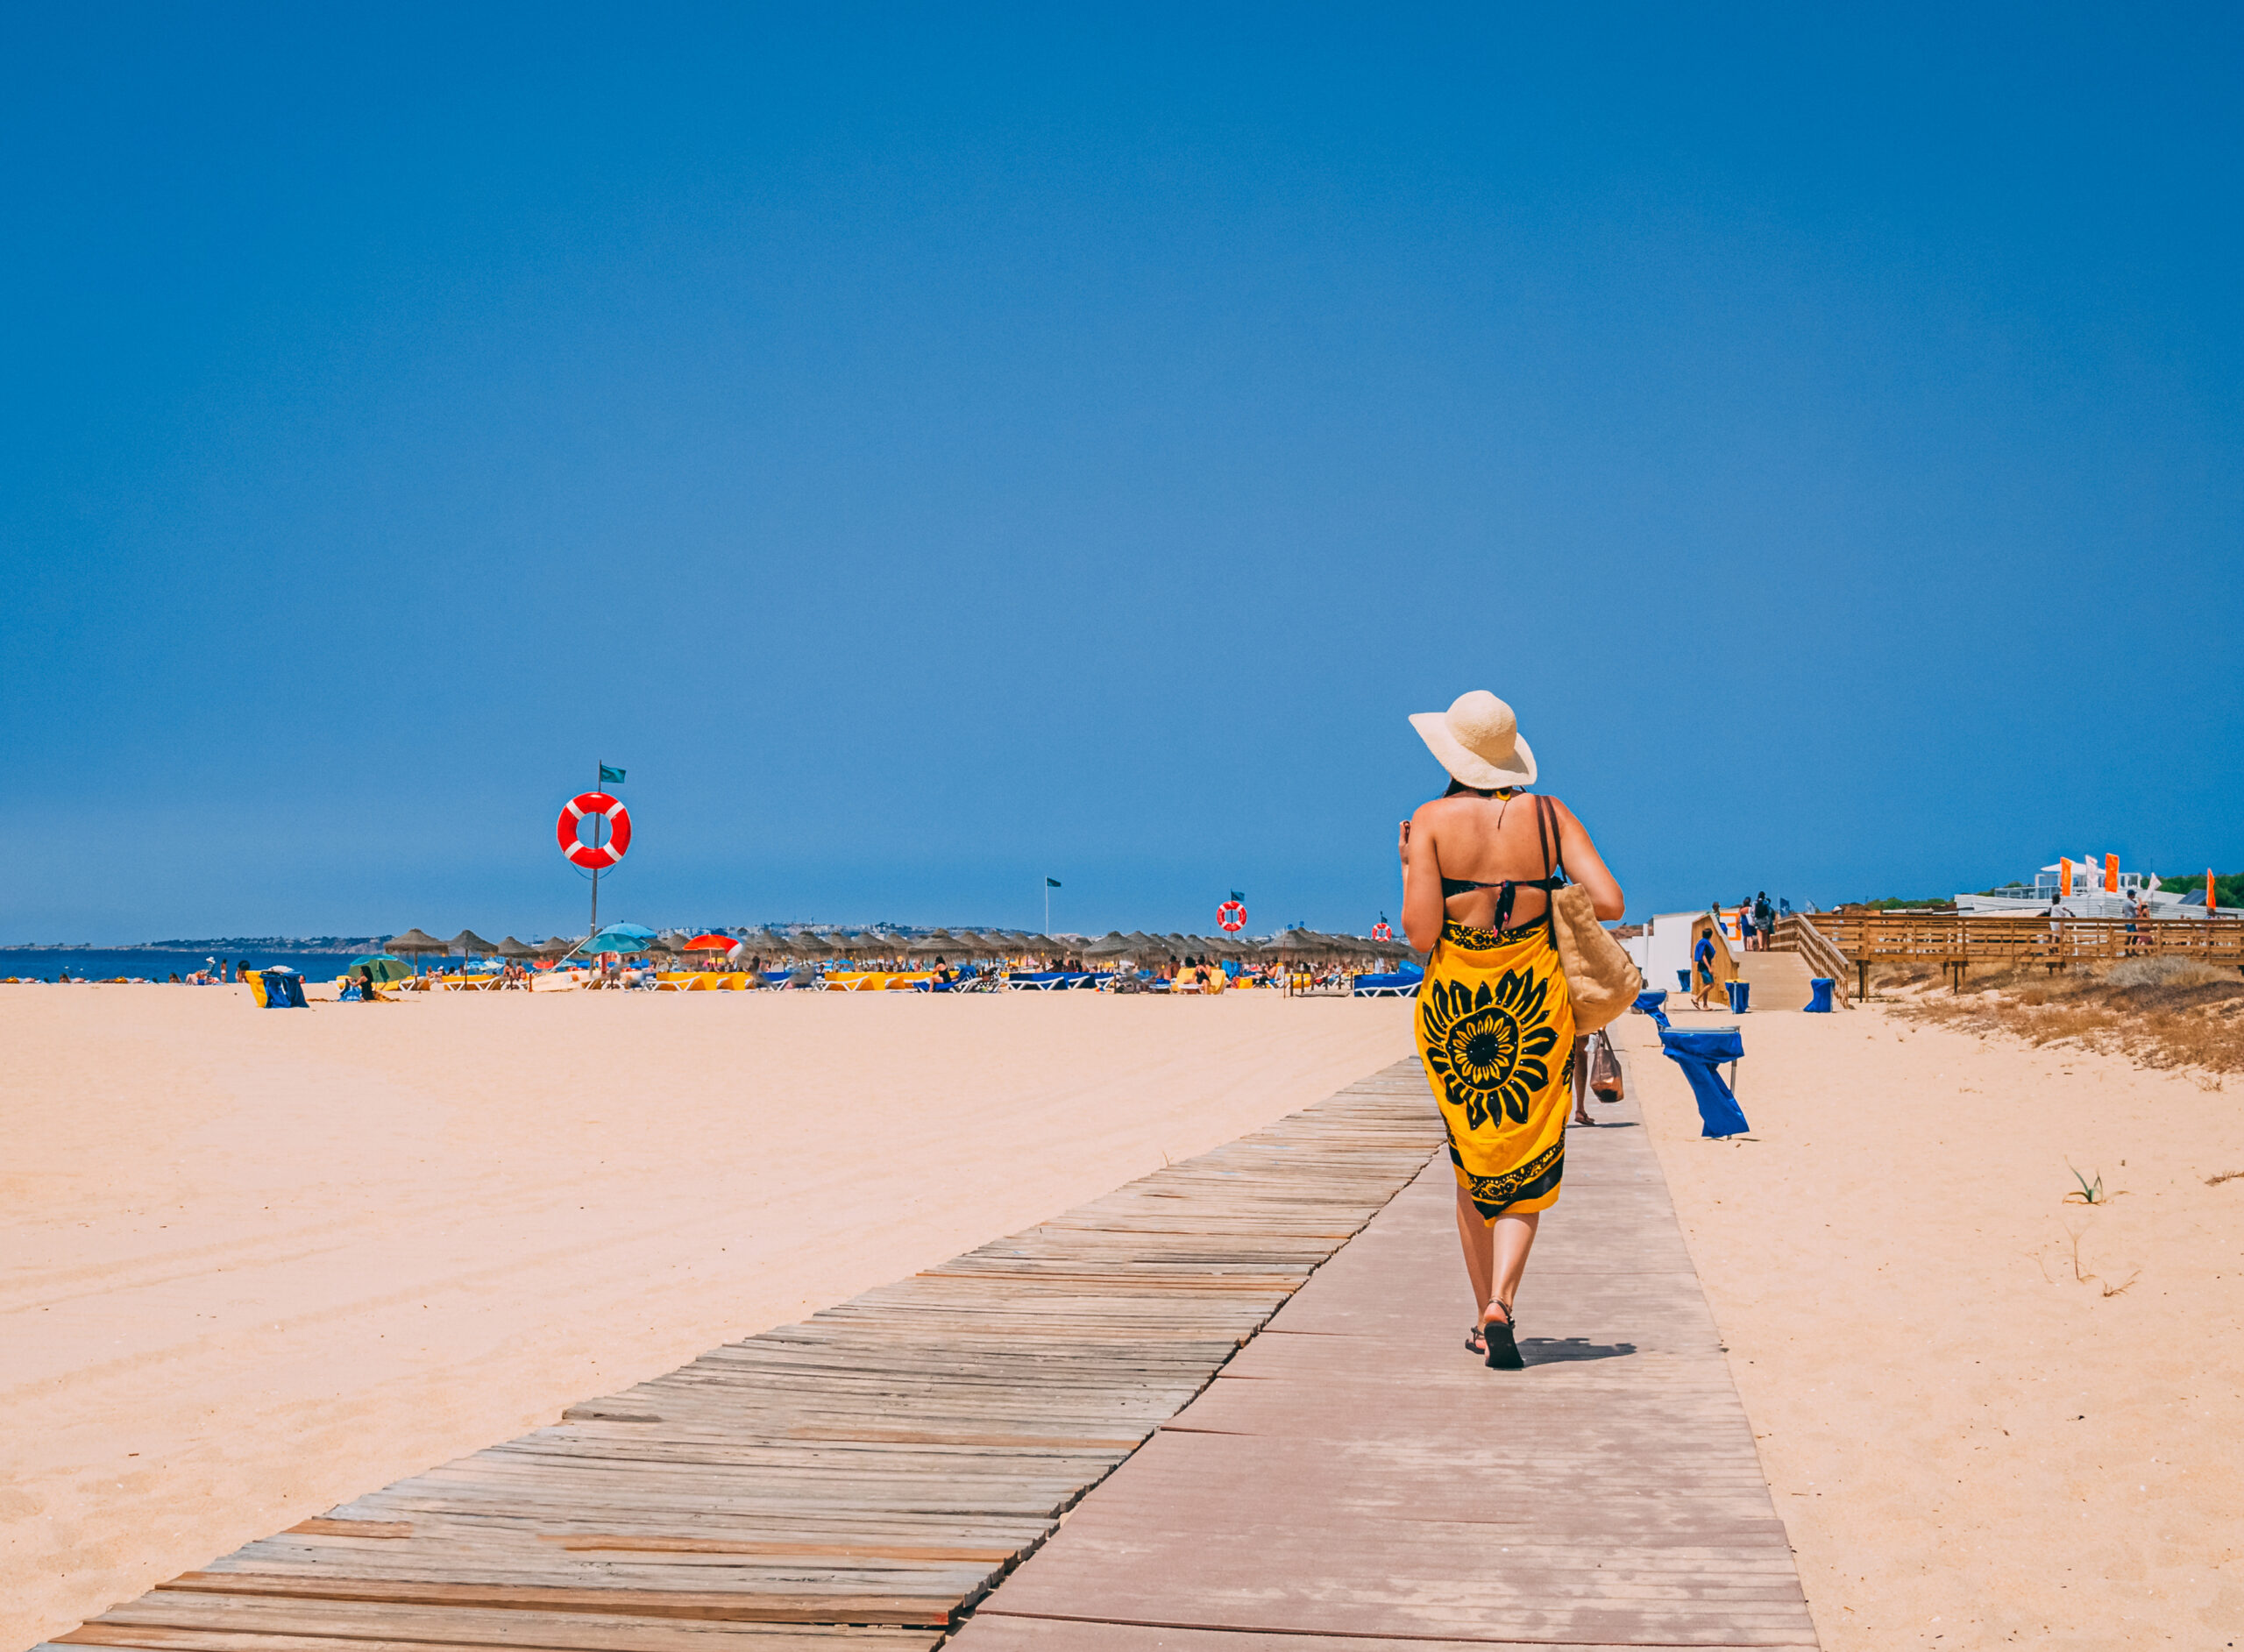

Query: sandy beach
[[2, 984, 1411, 1647], [1619, 1003, 2244, 1648]]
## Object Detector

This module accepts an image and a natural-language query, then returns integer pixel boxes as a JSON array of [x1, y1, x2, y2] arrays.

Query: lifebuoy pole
[[589, 762, 601, 940]]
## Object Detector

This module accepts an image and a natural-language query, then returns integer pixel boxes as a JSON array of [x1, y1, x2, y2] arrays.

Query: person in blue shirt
[[1692, 930, 1719, 1010]]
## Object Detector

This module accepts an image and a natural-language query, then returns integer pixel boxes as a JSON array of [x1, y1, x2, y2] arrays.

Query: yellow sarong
[[1417, 918, 1575, 1223]]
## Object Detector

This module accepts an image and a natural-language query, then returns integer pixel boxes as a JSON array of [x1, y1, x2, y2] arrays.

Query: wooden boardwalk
[[949, 1071, 1820, 1648], [46, 1063, 1441, 1652]]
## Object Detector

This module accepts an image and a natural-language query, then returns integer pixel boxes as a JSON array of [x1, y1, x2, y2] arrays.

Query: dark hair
[[1443, 779, 1521, 798]]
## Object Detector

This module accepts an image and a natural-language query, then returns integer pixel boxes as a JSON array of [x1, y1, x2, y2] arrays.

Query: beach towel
[[1417, 917, 1575, 1223]]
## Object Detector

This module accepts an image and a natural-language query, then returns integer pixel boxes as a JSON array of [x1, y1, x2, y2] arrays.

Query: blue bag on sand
[[1658, 1027, 1750, 1138], [1807, 977, 1835, 1013]]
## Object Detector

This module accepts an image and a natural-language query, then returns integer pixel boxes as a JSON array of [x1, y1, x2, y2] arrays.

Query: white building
[[1624, 911, 1717, 995], [1956, 855, 2233, 918]]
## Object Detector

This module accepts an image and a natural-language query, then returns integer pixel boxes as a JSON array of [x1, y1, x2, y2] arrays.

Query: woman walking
[[1399, 691, 1624, 1370]]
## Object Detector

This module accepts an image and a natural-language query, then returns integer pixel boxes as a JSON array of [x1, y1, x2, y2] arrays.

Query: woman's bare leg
[[1454, 1182, 1494, 1323], [1457, 1186, 1542, 1324], [1490, 1211, 1540, 1315], [1569, 1033, 1594, 1124]]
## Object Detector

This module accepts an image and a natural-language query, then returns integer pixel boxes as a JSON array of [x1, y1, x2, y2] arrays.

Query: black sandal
[[1481, 1300, 1523, 1371], [1466, 1322, 1487, 1357]]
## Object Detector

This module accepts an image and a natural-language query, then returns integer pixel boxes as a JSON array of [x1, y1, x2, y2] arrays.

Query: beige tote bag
[[1537, 797, 1643, 1035]]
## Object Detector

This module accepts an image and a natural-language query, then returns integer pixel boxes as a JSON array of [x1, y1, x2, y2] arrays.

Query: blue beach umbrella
[[583, 924, 657, 955]]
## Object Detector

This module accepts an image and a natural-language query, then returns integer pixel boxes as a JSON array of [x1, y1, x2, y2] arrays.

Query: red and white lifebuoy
[[557, 792, 632, 869], [1217, 900, 1246, 933], [1371, 919, 1392, 941]]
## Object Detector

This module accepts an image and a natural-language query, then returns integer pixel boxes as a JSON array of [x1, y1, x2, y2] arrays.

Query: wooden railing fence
[[1777, 912, 2244, 997], [1770, 914, 1854, 1007]]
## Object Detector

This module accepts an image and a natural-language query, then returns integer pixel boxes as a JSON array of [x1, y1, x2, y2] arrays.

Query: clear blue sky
[[4, 4, 2238, 941]]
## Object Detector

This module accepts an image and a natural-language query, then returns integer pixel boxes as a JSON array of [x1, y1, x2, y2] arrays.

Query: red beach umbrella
[[683, 933, 735, 951]]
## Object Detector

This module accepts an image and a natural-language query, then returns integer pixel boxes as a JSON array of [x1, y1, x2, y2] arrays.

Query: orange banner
[[2060, 860, 2072, 897], [2104, 854, 2119, 893]]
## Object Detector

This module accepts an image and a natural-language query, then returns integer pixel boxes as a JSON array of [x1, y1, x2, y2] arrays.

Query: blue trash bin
[[1658, 1026, 1750, 1138], [1807, 977, 1835, 1013], [1725, 978, 1750, 1013], [1676, 968, 1691, 992]]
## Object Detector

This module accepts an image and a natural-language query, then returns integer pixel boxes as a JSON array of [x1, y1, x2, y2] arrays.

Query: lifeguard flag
[[2211, 869, 2219, 911], [2104, 854, 2119, 893], [1045, 877, 1062, 888], [1230, 890, 1245, 902], [2061, 860, 2072, 897], [600, 763, 626, 783]]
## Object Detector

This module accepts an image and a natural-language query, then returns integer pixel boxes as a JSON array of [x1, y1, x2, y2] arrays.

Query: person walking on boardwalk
[[1398, 691, 1625, 1370]]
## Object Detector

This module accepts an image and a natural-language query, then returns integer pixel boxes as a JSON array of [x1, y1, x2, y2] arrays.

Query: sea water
[[0, 948, 415, 983]]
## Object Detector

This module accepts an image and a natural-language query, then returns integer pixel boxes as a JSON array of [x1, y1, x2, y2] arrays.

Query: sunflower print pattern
[[1417, 917, 1575, 1223]]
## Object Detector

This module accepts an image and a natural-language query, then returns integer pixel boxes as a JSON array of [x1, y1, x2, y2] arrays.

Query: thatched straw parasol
[[495, 936, 537, 959], [386, 928, 446, 954], [448, 929, 499, 956]]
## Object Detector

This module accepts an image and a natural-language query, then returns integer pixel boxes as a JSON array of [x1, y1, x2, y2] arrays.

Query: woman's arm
[[1552, 798, 1626, 921], [1400, 804, 1445, 954]]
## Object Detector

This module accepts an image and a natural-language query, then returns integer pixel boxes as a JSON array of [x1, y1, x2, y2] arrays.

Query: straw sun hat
[[1409, 691, 1537, 790]]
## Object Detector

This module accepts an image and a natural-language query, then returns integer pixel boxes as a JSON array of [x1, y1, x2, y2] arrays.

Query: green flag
[[600, 764, 626, 784], [1045, 876, 1062, 888]]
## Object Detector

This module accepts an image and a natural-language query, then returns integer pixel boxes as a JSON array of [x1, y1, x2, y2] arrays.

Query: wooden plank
[[947, 1076, 1821, 1649], [63, 1064, 1441, 1648]]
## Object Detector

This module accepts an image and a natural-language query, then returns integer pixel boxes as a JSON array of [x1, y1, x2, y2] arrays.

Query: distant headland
[[0, 938, 385, 954]]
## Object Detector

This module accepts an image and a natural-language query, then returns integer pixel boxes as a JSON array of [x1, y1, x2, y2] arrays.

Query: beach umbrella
[[345, 954, 413, 983], [448, 929, 499, 957], [908, 931, 959, 958], [1125, 931, 1173, 960], [585, 923, 657, 954], [386, 928, 445, 954], [1273, 928, 1327, 959], [1083, 931, 1133, 959], [684, 932, 735, 952], [532, 936, 578, 958], [495, 937, 537, 959]]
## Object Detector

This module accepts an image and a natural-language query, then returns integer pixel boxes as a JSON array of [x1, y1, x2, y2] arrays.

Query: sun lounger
[[1351, 970, 1421, 997]]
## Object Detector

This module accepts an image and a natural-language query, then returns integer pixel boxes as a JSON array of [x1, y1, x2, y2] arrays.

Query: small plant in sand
[[2065, 1164, 2106, 1205], [2207, 1170, 2244, 1188]]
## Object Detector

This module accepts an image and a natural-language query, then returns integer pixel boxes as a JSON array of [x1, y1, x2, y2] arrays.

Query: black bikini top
[[1438, 795, 1568, 933]]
